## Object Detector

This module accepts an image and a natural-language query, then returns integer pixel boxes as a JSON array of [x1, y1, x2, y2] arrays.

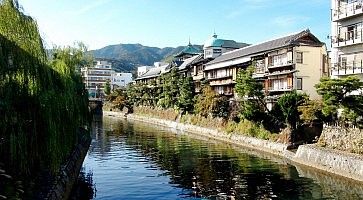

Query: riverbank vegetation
[[0, 0, 90, 198], [109, 62, 363, 147]]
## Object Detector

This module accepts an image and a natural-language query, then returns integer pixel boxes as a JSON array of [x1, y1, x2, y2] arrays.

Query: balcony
[[207, 75, 233, 81], [210, 79, 234, 86], [331, 59, 363, 76], [216, 90, 234, 96], [268, 69, 297, 77], [332, 1, 363, 22], [332, 29, 363, 48], [268, 85, 293, 92], [192, 74, 204, 81], [268, 60, 293, 69]]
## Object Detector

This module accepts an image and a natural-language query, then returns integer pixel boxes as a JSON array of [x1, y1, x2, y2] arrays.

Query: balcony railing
[[207, 75, 233, 80], [332, 29, 363, 47], [268, 60, 293, 69], [254, 67, 265, 74], [210, 79, 234, 86], [331, 59, 363, 76], [332, 1, 363, 21], [268, 85, 293, 92], [216, 90, 233, 96]]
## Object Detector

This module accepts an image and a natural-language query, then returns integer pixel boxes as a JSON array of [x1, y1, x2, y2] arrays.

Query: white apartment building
[[137, 66, 153, 77], [82, 60, 133, 97], [112, 73, 133, 88], [331, 0, 363, 80], [82, 60, 113, 97]]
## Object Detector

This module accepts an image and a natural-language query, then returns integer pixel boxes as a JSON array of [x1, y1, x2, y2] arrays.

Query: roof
[[135, 64, 169, 80], [204, 34, 243, 49], [175, 44, 202, 57], [178, 55, 200, 71], [206, 29, 323, 67]]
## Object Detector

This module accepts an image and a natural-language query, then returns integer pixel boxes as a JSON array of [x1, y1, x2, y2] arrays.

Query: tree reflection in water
[[71, 117, 363, 200], [70, 169, 96, 200]]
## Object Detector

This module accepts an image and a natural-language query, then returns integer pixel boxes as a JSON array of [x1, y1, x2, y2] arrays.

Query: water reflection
[[72, 116, 363, 200]]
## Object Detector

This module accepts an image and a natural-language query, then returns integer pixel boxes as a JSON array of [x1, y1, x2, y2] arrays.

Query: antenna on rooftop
[[213, 28, 217, 38]]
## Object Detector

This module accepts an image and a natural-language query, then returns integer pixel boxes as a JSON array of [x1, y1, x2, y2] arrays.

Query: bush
[[225, 120, 273, 140], [134, 106, 179, 121]]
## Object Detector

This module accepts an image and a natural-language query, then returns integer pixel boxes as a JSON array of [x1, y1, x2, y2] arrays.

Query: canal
[[71, 116, 363, 200]]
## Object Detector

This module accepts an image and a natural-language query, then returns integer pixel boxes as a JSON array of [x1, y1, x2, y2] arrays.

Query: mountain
[[88, 43, 202, 73]]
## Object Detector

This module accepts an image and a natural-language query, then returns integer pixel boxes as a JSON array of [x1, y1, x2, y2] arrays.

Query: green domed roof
[[204, 34, 241, 49], [204, 34, 224, 48]]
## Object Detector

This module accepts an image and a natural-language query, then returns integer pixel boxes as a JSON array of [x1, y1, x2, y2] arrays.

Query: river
[[70, 116, 363, 200]]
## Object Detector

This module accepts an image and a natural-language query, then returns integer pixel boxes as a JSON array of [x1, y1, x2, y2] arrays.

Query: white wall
[[112, 73, 133, 87]]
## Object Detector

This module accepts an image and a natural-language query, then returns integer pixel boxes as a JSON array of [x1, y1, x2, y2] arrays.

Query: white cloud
[[271, 15, 310, 28], [70, 0, 114, 16]]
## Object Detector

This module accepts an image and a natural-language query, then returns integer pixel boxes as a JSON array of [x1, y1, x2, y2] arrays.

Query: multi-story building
[[331, 0, 363, 80], [82, 60, 113, 97], [179, 34, 248, 93], [135, 63, 169, 84], [205, 29, 329, 109], [138, 66, 153, 77], [82, 60, 133, 97], [174, 41, 202, 62], [112, 73, 133, 88]]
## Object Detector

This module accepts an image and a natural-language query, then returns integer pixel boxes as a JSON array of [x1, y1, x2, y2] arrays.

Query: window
[[340, 56, 347, 68], [269, 54, 288, 66], [322, 55, 327, 73], [213, 49, 222, 54], [296, 78, 303, 90], [296, 52, 303, 64]]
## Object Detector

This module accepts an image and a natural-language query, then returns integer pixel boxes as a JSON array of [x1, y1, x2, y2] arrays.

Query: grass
[[133, 107, 276, 141], [134, 106, 180, 121]]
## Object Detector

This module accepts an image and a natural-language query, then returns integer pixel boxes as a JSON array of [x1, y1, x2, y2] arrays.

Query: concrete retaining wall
[[45, 131, 91, 200], [294, 144, 363, 181], [103, 111, 363, 182], [125, 113, 288, 155]]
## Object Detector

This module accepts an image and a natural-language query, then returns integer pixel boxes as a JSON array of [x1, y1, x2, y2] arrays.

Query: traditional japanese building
[[181, 34, 248, 93], [134, 63, 169, 84], [204, 29, 329, 109], [174, 41, 202, 61]]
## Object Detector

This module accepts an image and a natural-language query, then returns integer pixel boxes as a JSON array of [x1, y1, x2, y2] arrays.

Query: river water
[[71, 116, 363, 200]]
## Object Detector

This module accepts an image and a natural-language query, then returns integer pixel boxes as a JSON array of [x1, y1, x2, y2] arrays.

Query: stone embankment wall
[[103, 111, 363, 182], [294, 145, 363, 181], [318, 126, 363, 154], [45, 131, 91, 200], [125, 113, 289, 154]]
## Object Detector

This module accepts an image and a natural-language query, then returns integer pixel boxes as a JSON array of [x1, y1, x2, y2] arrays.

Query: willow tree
[[0, 0, 90, 184]]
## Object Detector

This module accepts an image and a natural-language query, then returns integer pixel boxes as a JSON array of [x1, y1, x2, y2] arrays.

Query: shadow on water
[[71, 116, 363, 200], [69, 168, 96, 200]]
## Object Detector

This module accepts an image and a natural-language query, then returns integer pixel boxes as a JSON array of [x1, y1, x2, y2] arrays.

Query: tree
[[298, 99, 324, 125], [212, 96, 230, 119], [177, 76, 195, 113], [315, 76, 363, 126], [195, 85, 219, 117], [158, 68, 180, 108], [104, 80, 111, 95], [235, 66, 267, 122], [277, 91, 307, 129]]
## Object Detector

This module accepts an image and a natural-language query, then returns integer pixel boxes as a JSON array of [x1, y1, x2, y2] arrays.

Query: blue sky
[[19, 0, 330, 50]]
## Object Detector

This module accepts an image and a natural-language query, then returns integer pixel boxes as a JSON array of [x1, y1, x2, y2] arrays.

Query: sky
[[18, 0, 330, 50]]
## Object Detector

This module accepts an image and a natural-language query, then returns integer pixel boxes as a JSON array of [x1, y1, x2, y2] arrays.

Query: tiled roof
[[175, 44, 202, 57], [178, 55, 200, 71], [206, 29, 322, 66], [135, 64, 169, 80]]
